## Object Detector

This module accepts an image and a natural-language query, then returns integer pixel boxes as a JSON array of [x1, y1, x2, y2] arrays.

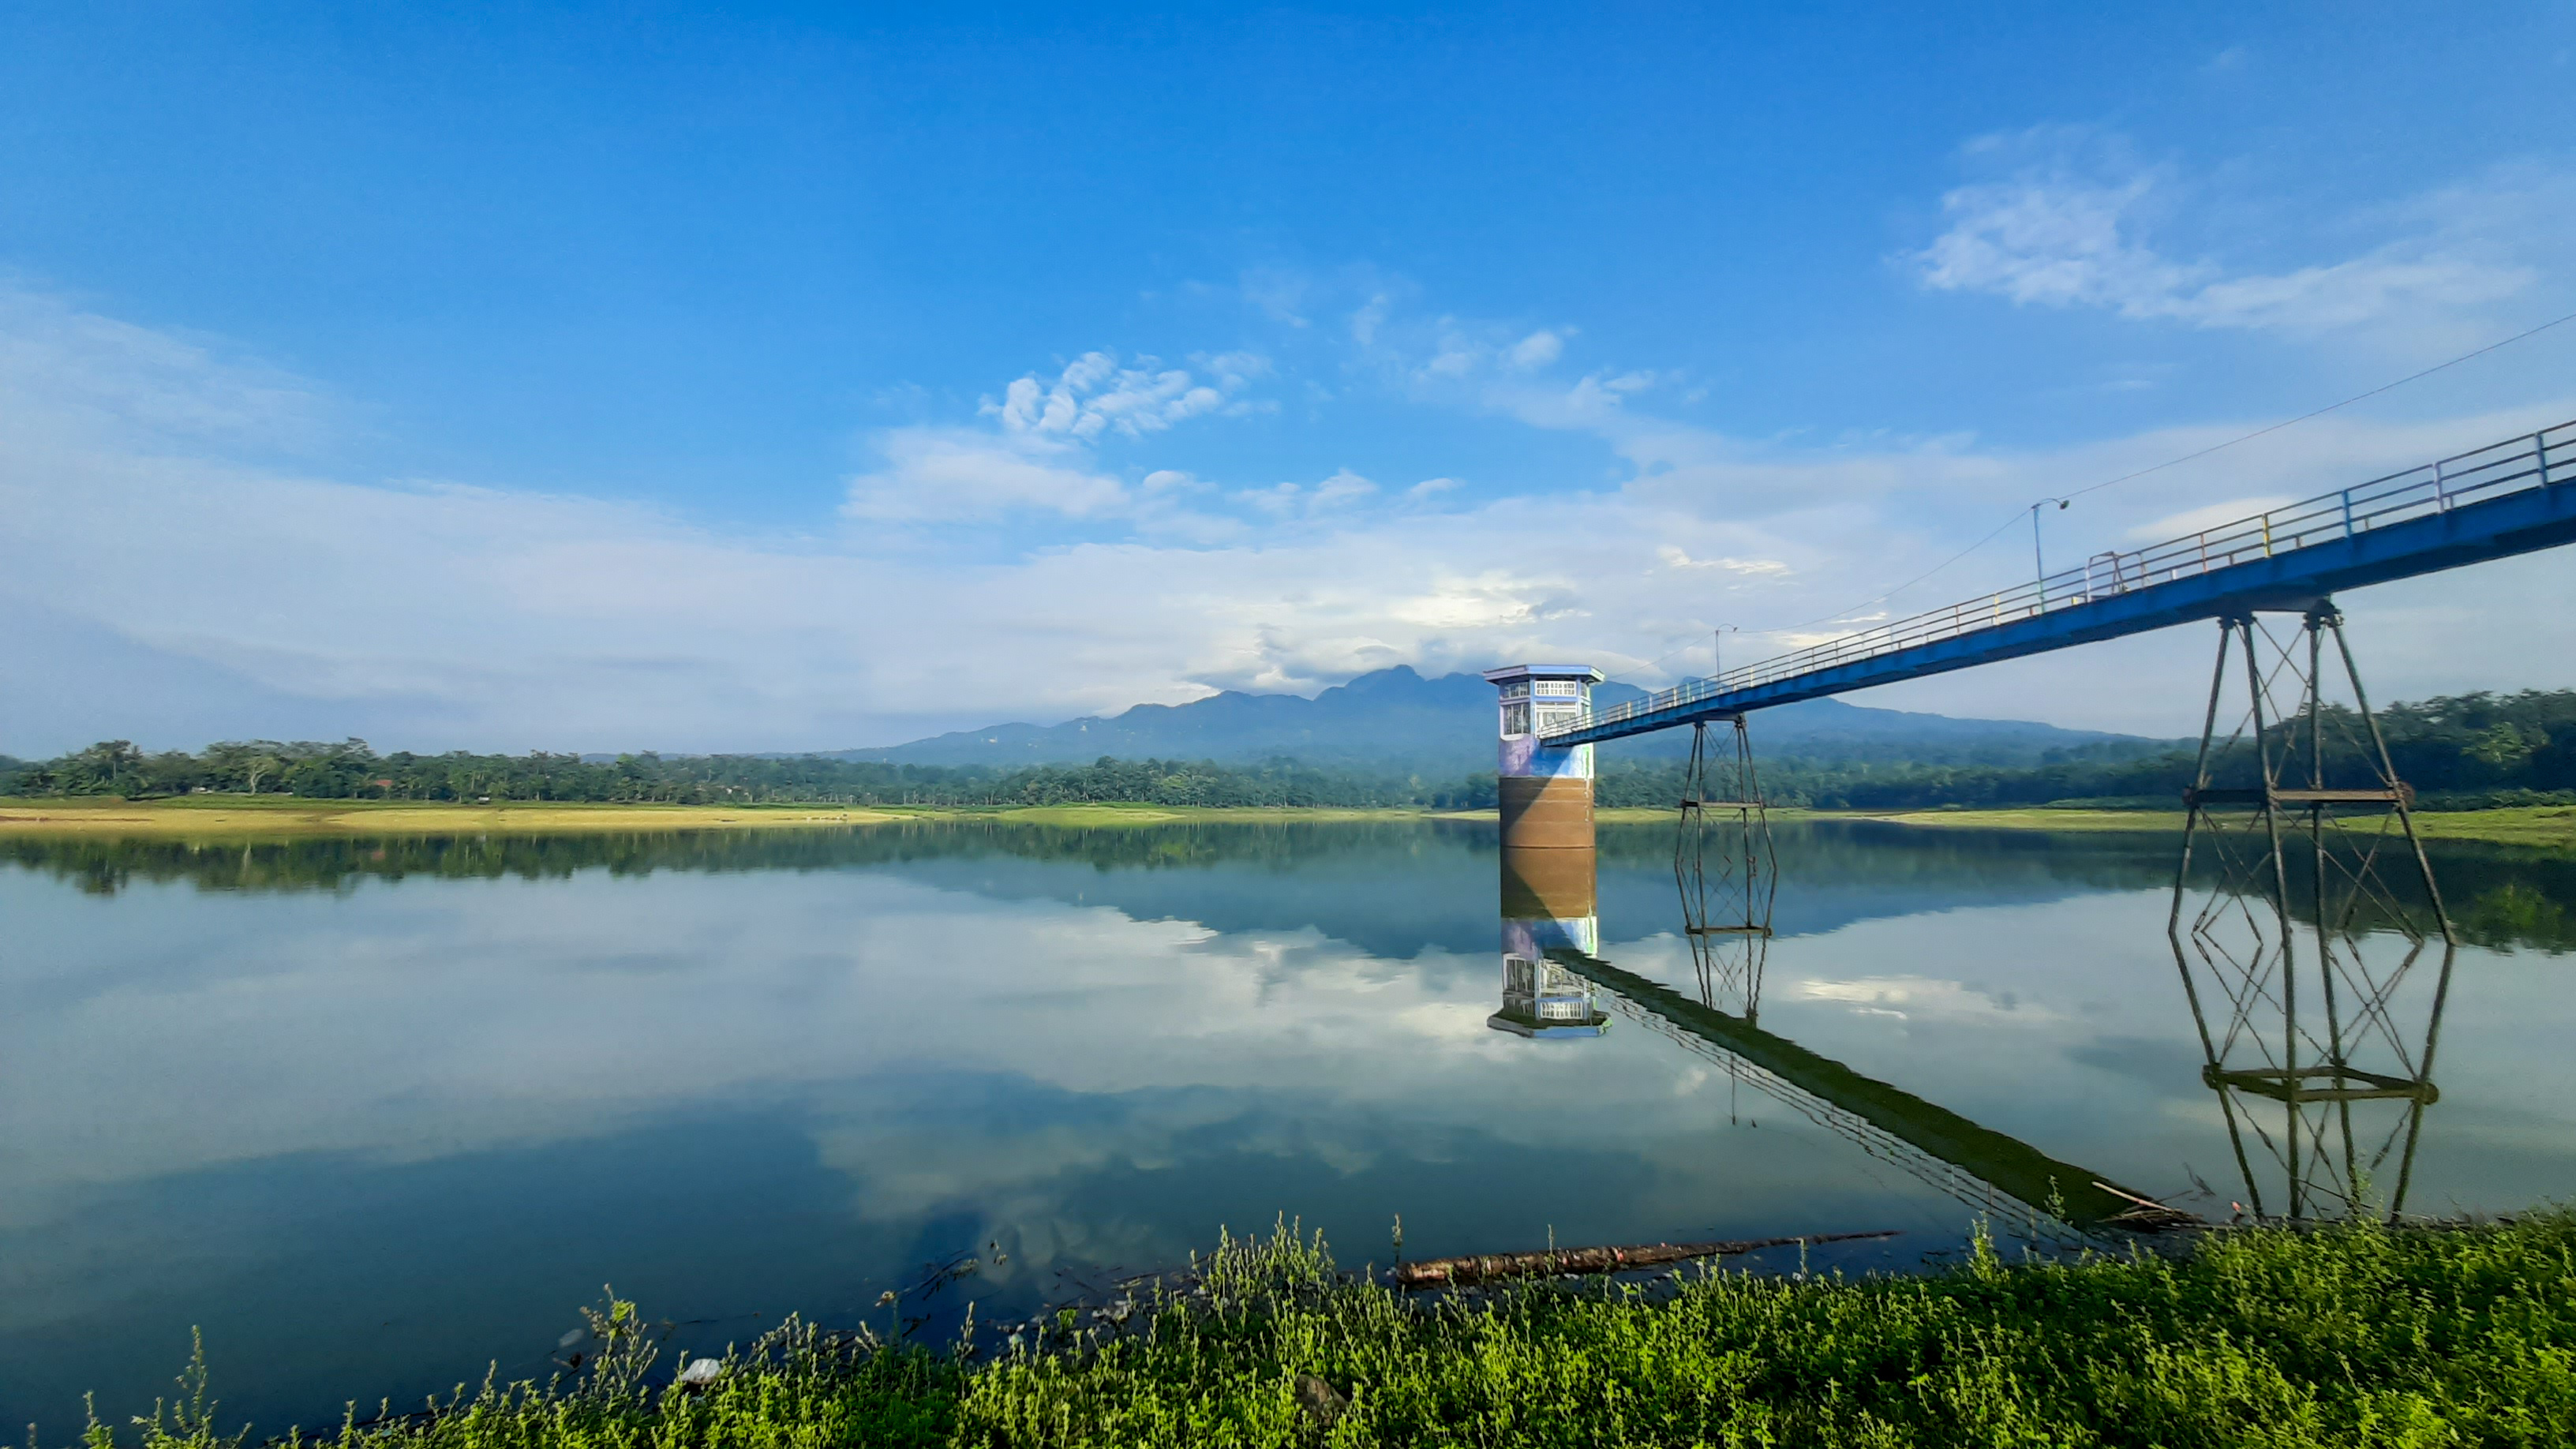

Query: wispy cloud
[[985, 350, 1253, 440], [843, 427, 1130, 522], [1913, 131, 2552, 335], [841, 349, 1274, 527], [1236, 468, 1379, 517], [1657, 547, 1791, 577], [0, 281, 335, 453]]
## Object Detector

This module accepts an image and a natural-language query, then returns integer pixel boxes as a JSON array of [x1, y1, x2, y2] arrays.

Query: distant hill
[[838, 667, 2170, 773]]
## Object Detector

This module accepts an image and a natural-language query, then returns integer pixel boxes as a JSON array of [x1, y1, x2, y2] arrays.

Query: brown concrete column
[[1497, 773, 1595, 849]]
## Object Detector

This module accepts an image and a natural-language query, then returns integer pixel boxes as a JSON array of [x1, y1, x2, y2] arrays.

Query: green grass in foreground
[[89, 1213, 2576, 1449]]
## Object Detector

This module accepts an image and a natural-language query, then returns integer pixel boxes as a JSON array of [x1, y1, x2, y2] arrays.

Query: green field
[[87, 1212, 2576, 1449]]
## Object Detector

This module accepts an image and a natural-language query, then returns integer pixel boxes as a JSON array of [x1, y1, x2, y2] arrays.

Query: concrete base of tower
[[1498, 774, 1594, 849]]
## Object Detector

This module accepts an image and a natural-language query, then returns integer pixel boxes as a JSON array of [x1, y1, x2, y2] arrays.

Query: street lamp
[[2031, 497, 2071, 590]]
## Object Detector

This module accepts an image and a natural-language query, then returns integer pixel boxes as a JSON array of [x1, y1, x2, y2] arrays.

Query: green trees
[[5, 687, 2567, 810], [0, 740, 1480, 808]]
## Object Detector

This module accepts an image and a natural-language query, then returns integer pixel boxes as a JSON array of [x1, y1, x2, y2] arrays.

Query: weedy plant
[[58, 1210, 2576, 1449]]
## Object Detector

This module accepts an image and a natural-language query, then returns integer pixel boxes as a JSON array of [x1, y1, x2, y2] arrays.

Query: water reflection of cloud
[[1, 870, 1726, 1239], [2065, 1035, 2207, 1088], [1792, 975, 2059, 1024]]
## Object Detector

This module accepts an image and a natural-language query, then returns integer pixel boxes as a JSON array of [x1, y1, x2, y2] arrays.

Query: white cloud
[[2123, 496, 2297, 542], [1914, 137, 2552, 335], [1350, 293, 1391, 346], [5, 280, 2575, 754], [838, 346, 1279, 527], [1658, 547, 1792, 576], [1507, 329, 1564, 369], [1236, 468, 1380, 518], [984, 349, 1256, 440], [0, 282, 334, 452], [1918, 170, 2205, 313], [1795, 975, 2058, 1025], [1192, 350, 1273, 391], [844, 427, 1129, 522]]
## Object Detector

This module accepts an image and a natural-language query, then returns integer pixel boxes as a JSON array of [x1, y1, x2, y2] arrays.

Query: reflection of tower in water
[[2168, 607, 2457, 1221], [1486, 665, 1609, 1039], [1493, 847, 1608, 1038]]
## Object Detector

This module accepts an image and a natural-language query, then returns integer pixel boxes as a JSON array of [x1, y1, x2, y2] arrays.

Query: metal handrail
[[1548, 420, 2574, 741]]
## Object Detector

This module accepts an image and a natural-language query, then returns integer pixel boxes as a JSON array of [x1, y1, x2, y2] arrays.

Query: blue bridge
[[1543, 420, 2576, 747]]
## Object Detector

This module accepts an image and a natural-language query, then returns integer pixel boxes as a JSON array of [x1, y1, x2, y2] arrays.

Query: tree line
[[5, 687, 2570, 812], [0, 739, 1496, 809]]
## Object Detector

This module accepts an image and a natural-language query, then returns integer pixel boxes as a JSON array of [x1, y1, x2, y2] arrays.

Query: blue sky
[[4, 2, 2575, 753]]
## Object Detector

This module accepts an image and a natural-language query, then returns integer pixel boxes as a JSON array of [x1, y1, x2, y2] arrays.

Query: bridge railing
[[1552, 419, 2574, 741]]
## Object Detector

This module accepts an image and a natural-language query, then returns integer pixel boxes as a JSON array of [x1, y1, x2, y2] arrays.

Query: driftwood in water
[[2092, 1181, 2206, 1232], [1390, 1229, 1900, 1289]]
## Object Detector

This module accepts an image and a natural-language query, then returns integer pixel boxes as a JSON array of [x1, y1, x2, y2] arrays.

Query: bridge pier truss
[[2168, 602, 2458, 1221], [1676, 716, 1777, 1021]]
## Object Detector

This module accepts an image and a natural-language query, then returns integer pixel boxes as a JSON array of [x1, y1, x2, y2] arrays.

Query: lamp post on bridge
[[2031, 496, 2072, 593]]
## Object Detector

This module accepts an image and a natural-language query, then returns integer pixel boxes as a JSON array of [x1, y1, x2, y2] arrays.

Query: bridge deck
[[1545, 421, 2576, 747]]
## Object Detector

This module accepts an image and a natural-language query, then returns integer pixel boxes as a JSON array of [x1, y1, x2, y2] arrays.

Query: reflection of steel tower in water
[[1487, 665, 1610, 1039], [2167, 605, 2457, 1221], [1620, 772, 2171, 1239], [1489, 661, 2170, 1237], [1606, 757, 2161, 1241]]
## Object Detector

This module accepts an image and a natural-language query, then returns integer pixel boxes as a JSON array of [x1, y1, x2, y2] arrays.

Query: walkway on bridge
[[1545, 421, 2576, 747]]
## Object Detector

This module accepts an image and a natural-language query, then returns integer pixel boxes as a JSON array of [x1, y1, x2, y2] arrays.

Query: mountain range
[[839, 667, 2169, 774]]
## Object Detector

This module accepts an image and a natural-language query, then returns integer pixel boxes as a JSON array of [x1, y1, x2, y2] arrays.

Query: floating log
[[1390, 1229, 1900, 1289], [2091, 1181, 2206, 1232]]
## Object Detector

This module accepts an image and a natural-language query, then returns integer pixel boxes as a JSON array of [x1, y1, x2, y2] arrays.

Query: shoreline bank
[[5, 796, 2570, 848]]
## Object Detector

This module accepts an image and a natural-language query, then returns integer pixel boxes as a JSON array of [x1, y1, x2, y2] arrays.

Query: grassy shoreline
[[0, 797, 1455, 836], [6, 796, 2573, 847], [81, 1214, 2576, 1449]]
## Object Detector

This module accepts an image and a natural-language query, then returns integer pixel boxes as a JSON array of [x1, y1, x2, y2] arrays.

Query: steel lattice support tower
[[2168, 602, 2458, 1222], [1676, 716, 1777, 1022]]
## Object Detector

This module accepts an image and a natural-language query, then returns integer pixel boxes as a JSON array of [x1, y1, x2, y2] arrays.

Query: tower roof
[[1481, 664, 1604, 685]]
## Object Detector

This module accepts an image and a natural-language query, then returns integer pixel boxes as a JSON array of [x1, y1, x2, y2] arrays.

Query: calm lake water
[[6, 818, 2574, 1436]]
